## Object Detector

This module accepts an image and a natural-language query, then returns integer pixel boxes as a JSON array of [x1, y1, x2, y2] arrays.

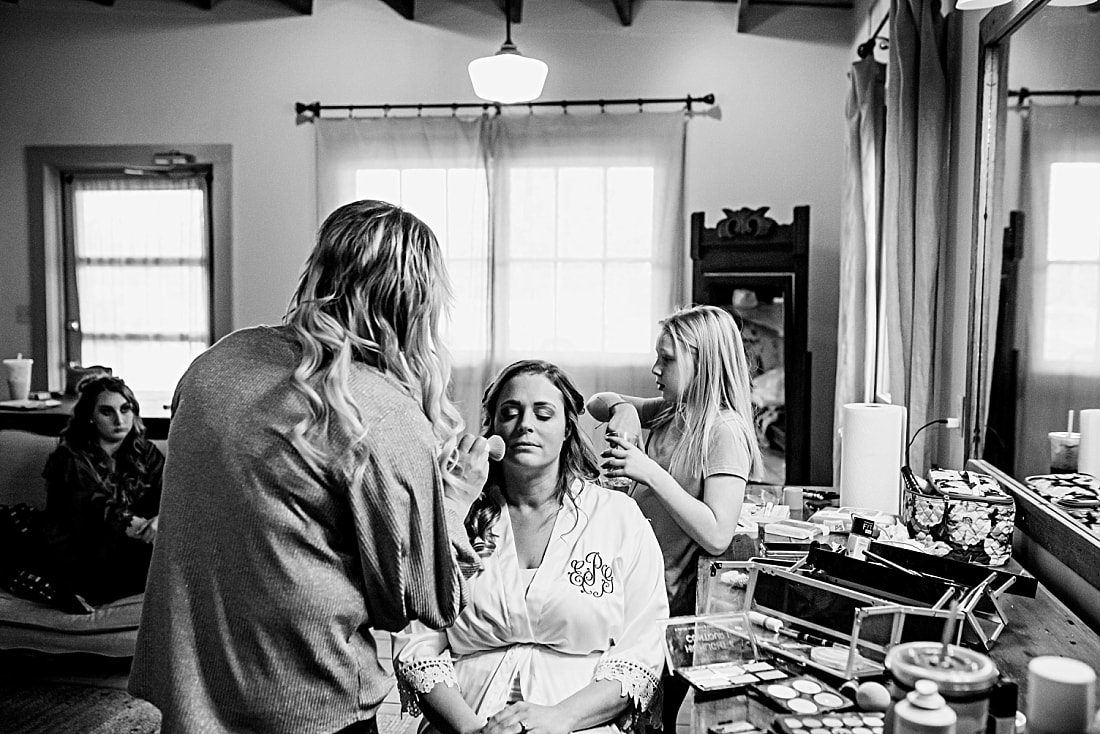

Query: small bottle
[[895, 679, 958, 734], [987, 679, 1017, 734]]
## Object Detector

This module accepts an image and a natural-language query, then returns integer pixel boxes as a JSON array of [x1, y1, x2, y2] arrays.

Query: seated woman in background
[[394, 360, 668, 734], [38, 374, 164, 606]]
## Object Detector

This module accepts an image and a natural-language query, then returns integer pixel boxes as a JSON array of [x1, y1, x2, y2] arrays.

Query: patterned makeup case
[[901, 469, 1016, 566]]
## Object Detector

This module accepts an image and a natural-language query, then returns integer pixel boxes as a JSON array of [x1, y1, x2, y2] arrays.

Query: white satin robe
[[393, 480, 669, 733]]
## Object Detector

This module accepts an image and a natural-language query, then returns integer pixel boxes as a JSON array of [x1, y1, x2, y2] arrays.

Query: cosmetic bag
[[901, 469, 1015, 566]]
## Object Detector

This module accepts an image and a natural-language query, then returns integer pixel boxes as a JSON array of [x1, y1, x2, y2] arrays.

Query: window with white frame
[[62, 173, 214, 396], [27, 145, 232, 404], [354, 165, 656, 363], [355, 167, 491, 357], [502, 165, 653, 362], [1035, 161, 1100, 373]]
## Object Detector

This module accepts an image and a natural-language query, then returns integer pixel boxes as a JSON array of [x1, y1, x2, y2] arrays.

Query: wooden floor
[[0, 635, 422, 734]]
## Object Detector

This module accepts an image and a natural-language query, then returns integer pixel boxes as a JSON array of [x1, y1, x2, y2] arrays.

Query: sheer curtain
[[315, 112, 686, 433], [833, 56, 886, 482], [71, 175, 210, 398], [880, 0, 949, 475], [1013, 104, 1100, 476]]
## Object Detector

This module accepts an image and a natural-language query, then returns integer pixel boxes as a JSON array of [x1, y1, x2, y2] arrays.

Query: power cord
[[905, 418, 951, 470]]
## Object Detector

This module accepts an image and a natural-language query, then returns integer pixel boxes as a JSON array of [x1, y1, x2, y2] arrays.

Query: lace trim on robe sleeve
[[594, 658, 662, 732], [395, 656, 459, 717]]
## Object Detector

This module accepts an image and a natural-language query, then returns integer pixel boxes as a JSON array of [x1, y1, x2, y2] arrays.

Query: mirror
[[689, 207, 812, 487], [964, 0, 1100, 478]]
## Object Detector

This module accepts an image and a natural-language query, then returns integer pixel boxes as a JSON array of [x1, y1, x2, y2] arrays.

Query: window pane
[[507, 261, 556, 353], [556, 263, 604, 352], [1041, 263, 1098, 366], [445, 169, 488, 260], [446, 259, 489, 355], [355, 169, 401, 205], [508, 168, 556, 260], [75, 188, 207, 259], [1048, 162, 1100, 262], [604, 262, 653, 354], [77, 264, 209, 337], [606, 167, 654, 259], [82, 338, 207, 395], [400, 169, 449, 240], [557, 168, 605, 260]]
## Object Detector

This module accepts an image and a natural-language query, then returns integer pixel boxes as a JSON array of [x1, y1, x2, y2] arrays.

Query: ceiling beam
[[277, 0, 313, 13], [611, 0, 635, 26], [381, 0, 414, 20], [494, 0, 523, 24]]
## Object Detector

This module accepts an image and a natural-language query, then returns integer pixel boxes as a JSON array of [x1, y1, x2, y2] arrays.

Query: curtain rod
[[1009, 88, 1100, 101], [294, 94, 715, 123]]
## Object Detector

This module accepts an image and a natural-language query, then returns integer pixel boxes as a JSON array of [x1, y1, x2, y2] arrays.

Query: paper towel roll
[[838, 403, 907, 514], [1079, 408, 1100, 478]]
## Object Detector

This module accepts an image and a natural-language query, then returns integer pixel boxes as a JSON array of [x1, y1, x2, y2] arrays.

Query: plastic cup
[[1049, 431, 1080, 473], [2, 356, 33, 401], [602, 430, 638, 490], [1027, 656, 1096, 734]]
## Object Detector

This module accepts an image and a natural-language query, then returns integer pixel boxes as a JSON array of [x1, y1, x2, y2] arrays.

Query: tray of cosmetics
[[1025, 473, 1100, 504], [772, 712, 886, 734], [1025, 473, 1100, 532], [750, 673, 852, 717], [675, 660, 790, 692]]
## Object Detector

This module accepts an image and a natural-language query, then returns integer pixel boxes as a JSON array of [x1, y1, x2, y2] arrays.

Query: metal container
[[885, 642, 999, 734]]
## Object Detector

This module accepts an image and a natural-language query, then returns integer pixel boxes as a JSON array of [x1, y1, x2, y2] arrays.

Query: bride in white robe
[[394, 360, 669, 734]]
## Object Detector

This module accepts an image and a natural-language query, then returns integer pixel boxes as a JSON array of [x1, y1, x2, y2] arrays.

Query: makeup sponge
[[855, 681, 891, 712]]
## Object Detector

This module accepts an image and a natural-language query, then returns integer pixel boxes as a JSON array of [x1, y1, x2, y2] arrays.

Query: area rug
[[0, 681, 161, 734], [0, 679, 418, 734]]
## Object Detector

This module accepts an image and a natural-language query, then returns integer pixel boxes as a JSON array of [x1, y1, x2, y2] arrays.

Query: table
[[969, 459, 1100, 634], [0, 396, 171, 440], [688, 486, 1100, 730]]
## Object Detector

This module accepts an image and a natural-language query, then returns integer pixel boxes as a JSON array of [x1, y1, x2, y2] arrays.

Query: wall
[[938, 6, 982, 472], [0, 0, 854, 484]]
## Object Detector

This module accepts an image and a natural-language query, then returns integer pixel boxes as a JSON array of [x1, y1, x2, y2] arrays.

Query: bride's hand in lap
[[483, 702, 572, 734]]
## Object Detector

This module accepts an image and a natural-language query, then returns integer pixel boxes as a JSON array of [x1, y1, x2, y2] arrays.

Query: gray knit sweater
[[129, 325, 478, 734]]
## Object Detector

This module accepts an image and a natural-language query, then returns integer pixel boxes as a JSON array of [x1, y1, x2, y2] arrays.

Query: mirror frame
[[963, 0, 1050, 463]]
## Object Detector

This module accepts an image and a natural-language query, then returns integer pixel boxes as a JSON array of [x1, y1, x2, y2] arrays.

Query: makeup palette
[[706, 722, 767, 734], [751, 674, 852, 716], [773, 712, 886, 734], [675, 660, 790, 691]]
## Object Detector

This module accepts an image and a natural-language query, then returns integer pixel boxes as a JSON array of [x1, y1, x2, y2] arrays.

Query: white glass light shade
[[468, 47, 548, 104], [1049, 0, 1096, 7], [955, 0, 1011, 9]]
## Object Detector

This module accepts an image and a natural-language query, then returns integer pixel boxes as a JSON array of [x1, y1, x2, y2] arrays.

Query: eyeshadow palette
[[773, 712, 886, 734], [706, 722, 766, 734], [751, 674, 852, 716], [675, 660, 790, 691]]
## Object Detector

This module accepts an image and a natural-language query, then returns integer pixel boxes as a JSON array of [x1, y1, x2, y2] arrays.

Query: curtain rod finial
[[295, 101, 320, 125]]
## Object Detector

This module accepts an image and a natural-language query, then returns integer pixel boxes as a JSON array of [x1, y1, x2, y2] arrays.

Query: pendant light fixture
[[467, 0, 548, 104]]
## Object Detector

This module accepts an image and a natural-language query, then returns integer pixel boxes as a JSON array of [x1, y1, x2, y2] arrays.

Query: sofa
[[0, 428, 164, 657]]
